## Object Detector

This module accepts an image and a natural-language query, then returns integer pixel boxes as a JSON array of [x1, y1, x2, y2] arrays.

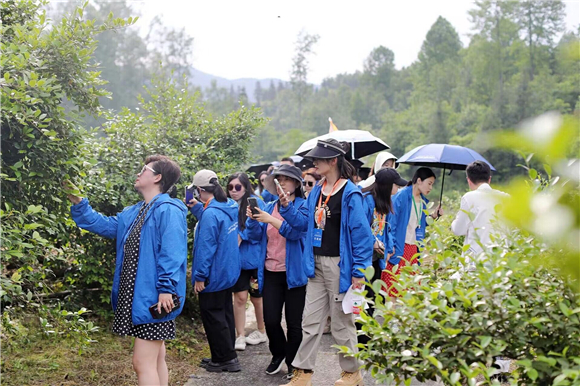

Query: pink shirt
[[265, 205, 287, 272]]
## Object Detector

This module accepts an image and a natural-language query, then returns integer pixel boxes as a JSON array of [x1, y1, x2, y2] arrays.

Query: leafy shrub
[[349, 222, 580, 385]]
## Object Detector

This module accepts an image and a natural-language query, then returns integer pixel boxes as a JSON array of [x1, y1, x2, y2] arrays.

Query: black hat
[[375, 168, 408, 187], [304, 139, 347, 160], [350, 159, 364, 170], [264, 165, 303, 195]]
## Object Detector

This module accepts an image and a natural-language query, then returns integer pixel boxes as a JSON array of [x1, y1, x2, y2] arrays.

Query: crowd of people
[[65, 138, 506, 386]]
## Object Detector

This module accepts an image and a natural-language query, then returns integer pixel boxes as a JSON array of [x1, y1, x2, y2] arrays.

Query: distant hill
[[189, 67, 288, 103]]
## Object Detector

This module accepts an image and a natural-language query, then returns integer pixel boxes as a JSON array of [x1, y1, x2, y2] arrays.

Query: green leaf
[[480, 336, 492, 348], [528, 168, 538, 180]]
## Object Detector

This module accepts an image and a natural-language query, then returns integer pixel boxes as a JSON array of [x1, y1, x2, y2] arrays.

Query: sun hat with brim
[[263, 165, 303, 196], [375, 168, 408, 187], [304, 139, 347, 160], [193, 169, 218, 188]]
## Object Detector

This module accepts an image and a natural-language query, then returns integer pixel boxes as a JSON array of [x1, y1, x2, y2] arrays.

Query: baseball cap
[[193, 169, 218, 188], [375, 168, 408, 186]]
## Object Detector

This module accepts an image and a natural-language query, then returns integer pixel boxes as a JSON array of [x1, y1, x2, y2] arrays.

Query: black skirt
[[112, 199, 176, 341]]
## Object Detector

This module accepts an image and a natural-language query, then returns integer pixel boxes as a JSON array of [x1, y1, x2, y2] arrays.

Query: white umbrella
[[295, 130, 390, 160]]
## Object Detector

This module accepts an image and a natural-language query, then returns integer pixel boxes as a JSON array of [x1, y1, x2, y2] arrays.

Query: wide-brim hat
[[304, 139, 347, 160], [263, 165, 303, 196]]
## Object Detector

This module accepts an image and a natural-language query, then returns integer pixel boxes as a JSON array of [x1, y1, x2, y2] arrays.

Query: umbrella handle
[[439, 168, 446, 212]]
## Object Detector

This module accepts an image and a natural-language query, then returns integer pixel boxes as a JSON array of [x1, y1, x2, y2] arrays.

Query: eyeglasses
[[228, 184, 243, 192], [303, 181, 315, 187], [138, 165, 158, 176]]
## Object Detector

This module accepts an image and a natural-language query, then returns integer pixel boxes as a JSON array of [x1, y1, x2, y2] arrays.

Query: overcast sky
[[135, 0, 580, 84]]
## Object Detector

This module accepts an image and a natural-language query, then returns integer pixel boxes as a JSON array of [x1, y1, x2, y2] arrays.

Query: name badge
[[313, 228, 323, 247], [415, 226, 425, 240]]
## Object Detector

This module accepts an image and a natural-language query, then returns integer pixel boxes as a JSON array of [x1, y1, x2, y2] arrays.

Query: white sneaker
[[235, 335, 246, 351], [246, 330, 268, 345]]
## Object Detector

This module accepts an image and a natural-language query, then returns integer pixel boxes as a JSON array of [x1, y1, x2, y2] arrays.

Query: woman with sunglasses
[[383, 167, 441, 297], [302, 168, 321, 197], [187, 170, 242, 372], [65, 155, 187, 385], [245, 165, 308, 381], [357, 168, 407, 344], [277, 139, 374, 386], [258, 171, 277, 203], [226, 172, 268, 351]]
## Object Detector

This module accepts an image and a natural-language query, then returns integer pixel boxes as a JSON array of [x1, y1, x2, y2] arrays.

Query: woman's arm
[[70, 198, 119, 239], [192, 211, 219, 284]]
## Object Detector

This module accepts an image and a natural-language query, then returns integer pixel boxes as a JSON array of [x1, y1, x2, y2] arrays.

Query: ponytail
[[204, 178, 228, 203]]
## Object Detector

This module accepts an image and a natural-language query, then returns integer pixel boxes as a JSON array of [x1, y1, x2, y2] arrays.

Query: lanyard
[[316, 179, 342, 226], [204, 197, 213, 209], [412, 196, 422, 227]]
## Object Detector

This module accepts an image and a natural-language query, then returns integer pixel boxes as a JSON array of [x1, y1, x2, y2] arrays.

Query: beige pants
[[292, 255, 361, 372]]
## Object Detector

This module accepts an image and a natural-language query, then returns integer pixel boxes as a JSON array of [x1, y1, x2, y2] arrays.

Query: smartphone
[[185, 184, 198, 203], [248, 197, 259, 215], [149, 295, 181, 319], [274, 178, 285, 197]]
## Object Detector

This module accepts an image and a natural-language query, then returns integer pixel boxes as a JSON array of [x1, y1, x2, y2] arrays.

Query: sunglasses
[[228, 184, 243, 192], [303, 181, 315, 187], [138, 165, 158, 176]]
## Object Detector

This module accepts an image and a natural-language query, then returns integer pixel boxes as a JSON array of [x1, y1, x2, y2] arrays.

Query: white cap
[[193, 170, 218, 187]]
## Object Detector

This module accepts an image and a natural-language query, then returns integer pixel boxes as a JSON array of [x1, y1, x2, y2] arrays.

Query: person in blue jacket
[[383, 167, 442, 296], [358, 167, 407, 344], [245, 165, 308, 380], [226, 172, 267, 351], [66, 155, 187, 386], [186, 169, 242, 373], [258, 171, 277, 203], [278, 139, 374, 386]]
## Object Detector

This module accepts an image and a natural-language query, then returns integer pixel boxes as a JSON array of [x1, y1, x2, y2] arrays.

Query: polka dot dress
[[112, 198, 176, 340]]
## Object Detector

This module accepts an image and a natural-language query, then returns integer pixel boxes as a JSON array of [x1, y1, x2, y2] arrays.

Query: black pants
[[199, 287, 237, 363], [357, 258, 382, 345], [263, 270, 306, 367]]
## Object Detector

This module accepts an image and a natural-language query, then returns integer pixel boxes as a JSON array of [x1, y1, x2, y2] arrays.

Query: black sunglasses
[[228, 184, 243, 192], [303, 181, 314, 187]]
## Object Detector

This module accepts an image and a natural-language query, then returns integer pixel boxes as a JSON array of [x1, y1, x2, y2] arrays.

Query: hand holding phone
[[185, 184, 199, 207], [149, 294, 181, 319], [274, 178, 287, 198]]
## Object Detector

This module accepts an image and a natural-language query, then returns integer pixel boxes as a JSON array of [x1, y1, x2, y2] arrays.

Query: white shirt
[[451, 183, 509, 255], [405, 197, 420, 244]]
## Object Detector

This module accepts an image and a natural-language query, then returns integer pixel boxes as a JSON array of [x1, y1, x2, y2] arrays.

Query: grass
[[2, 314, 209, 386]]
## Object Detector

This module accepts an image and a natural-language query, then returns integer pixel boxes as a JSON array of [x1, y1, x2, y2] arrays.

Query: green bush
[[349, 222, 580, 385]]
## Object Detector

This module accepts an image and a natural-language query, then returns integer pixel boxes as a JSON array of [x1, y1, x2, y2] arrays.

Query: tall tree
[[516, 0, 566, 79], [362, 46, 396, 104], [290, 30, 319, 129]]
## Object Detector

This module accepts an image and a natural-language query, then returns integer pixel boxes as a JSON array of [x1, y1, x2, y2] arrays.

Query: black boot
[[206, 357, 241, 372]]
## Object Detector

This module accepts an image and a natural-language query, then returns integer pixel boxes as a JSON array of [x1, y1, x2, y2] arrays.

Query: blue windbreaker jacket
[[238, 195, 266, 270], [191, 198, 241, 293], [388, 186, 429, 265], [363, 193, 395, 271], [246, 198, 308, 292], [279, 180, 374, 293], [70, 194, 188, 325]]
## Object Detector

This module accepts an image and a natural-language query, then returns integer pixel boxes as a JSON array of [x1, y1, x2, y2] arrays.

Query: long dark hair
[[203, 178, 228, 203], [227, 172, 253, 230], [257, 171, 268, 194], [362, 181, 394, 215], [407, 167, 437, 187]]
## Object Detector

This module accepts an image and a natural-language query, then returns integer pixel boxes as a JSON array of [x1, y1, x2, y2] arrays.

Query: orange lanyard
[[204, 197, 213, 209], [316, 179, 342, 225]]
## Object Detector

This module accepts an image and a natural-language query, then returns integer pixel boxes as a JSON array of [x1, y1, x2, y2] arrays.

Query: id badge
[[313, 228, 323, 247], [415, 226, 425, 240]]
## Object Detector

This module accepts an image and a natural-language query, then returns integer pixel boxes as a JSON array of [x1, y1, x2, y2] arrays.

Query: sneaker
[[334, 370, 364, 386], [235, 335, 246, 351], [266, 356, 285, 375], [280, 369, 313, 386], [246, 330, 268, 345], [281, 365, 295, 380], [206, 357, 241, 373]]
